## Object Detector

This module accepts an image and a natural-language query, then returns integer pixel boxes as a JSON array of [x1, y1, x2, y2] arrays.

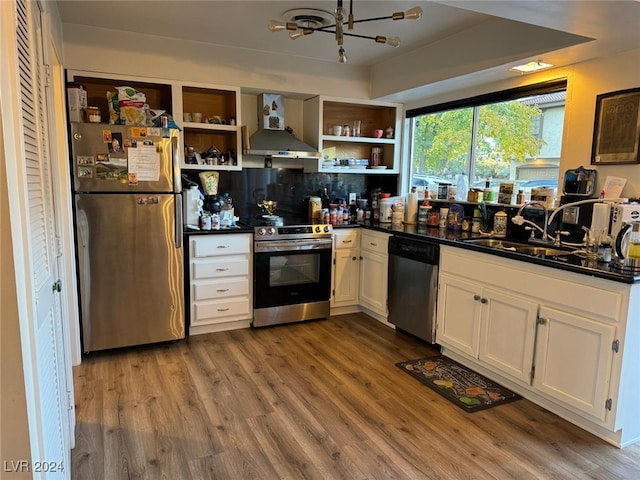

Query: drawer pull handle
[[217, 245, 230, 249], [352, 256, 357, 261], [216, 288, 229, 292], [480, 298, 488, 304], [215, 268, 229, 272], [473, 294, 481, 301], [343, 239, 352, 244], [217, 308, 230, 312], [370, 242, 378, 246]]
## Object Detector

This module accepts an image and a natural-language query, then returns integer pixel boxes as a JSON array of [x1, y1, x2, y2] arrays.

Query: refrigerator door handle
[[175, 193, 183, 249], [172, 134, 182, 193]]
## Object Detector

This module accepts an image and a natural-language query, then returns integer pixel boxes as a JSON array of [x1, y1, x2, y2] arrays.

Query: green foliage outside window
[[412, 100, 545, 180]]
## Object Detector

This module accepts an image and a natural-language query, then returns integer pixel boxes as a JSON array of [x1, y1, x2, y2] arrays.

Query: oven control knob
[[268, 227, 276, 235], [257, 228, 266, 236], [315, 225, 322, 233], [324, 226, 331, 233]]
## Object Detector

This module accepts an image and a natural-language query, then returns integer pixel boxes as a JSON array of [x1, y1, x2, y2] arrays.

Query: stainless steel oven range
[[253, 224, 333, 327]]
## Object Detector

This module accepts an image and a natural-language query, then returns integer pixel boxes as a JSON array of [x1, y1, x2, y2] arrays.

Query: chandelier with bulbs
[[268, 1, 423, 63]]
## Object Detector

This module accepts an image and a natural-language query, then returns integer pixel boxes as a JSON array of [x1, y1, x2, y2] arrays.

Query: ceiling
[[55, 1, 640, 102]]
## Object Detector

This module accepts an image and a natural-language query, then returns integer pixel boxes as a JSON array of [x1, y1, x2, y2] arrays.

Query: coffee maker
[[558, 167, 598, 243]]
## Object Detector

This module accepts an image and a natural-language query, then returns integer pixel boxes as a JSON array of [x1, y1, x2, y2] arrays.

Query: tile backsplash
[[181, 168, 398, 224]]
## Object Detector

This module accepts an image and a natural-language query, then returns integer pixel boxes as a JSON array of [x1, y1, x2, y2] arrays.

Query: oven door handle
[[254, 239, 332, 252]]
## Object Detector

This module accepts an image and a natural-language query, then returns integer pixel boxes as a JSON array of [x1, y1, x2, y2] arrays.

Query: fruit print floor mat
[[396, 355, 521, 412]]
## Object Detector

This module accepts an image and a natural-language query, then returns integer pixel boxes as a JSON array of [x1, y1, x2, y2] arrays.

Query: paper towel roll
[[405, 192, 418, 224], [591, 203, 611, 241]]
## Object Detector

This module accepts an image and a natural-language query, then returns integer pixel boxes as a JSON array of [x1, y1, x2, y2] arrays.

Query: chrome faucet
[[511, 201, 551, 244]]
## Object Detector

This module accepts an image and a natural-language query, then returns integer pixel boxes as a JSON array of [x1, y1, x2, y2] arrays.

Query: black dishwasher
[[387, 235, 439, 343]]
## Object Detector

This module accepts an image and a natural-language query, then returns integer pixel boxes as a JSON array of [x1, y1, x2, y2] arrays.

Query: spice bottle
[[517, 189, 525, 204]]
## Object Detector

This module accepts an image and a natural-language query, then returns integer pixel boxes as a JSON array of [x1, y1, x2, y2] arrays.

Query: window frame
[[405, 79, 567, 193]]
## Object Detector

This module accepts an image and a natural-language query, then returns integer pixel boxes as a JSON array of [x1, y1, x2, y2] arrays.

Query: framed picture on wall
[[591, 87, 640, 165]]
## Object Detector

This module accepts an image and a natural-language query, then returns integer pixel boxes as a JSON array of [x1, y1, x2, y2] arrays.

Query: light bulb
[[392, 6, 423, 21], [268, 20, 298, 32], [404, 7, 423, 20], [289, 29, 313, 40], [338, 46, 347, 63], [376, 36, 401, 47]]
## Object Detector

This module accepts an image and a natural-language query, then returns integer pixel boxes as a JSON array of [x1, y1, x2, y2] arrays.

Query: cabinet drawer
[[191, 234, 251, 257], [193, 297, 251, 323], [193, 258, 248, 279], [193, 277, 249, 301], [360, 231, 389, 255], [334, 229, 360, 249]]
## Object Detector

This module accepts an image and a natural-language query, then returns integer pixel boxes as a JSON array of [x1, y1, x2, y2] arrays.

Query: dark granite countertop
[[183, 220, 638, 284], [364, 222, 639, 285]]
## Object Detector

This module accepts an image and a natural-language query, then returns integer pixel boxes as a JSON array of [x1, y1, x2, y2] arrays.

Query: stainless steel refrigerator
[[71, 123, 184, 353]]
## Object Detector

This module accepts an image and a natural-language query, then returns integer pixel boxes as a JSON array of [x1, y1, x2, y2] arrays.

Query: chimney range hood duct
[[244, 93, 320, 159]]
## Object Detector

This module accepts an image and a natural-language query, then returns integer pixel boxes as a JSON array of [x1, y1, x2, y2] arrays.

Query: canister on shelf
[[87, 106, 101, 123], [418, 205, 431, 226], [308, 196, 322, 223], [438, 207, 449, 228], [427, 211, 440, 227], [493, 210, 508, 237]]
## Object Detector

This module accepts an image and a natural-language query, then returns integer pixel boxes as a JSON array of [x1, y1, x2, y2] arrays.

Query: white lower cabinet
[[332, 229, 360, 309], [533, 305, 616, 422], [438, 274, 538, 384], [189, 233, 252, 334], [358, 230, 389, 320], [437, 245, 640, 447]]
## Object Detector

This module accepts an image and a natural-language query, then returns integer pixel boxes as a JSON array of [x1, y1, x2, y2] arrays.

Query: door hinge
[[52, 280, 62, 293], [332, 289, 335, 296], [612, 339, 620, 353], [530, 365, 535, 382], [605, 398, 613, 411], [67, 391, 74, 411], [44, 63, 52, 87], [333, 258, 336, 265]]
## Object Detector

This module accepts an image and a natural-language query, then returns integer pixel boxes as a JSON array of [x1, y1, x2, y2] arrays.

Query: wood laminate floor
[[72, 313, 640, 479]]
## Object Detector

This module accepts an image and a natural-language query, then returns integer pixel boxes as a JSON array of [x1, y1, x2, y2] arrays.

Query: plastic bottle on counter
[[455, 172, 469, 201]]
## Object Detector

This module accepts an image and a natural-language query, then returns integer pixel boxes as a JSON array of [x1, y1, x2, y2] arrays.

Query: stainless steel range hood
[[244, 93, 320, 159]]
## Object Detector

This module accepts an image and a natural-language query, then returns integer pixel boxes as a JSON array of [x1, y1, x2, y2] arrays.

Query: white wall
[[403, 49, 640, 199], [62, 24, 371, 100]]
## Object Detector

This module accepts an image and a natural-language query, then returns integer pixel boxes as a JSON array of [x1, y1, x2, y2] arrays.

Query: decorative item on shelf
[[352, 120, 361, 137], [268, 1, 423, 63], [493, 210, 508, 237], [370, 146, 383, 166], [385, 126, 394, 138], [373, 129, 383, 138]]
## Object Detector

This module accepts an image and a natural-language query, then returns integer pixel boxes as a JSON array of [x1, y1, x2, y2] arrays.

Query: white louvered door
[[15, 0, 71, 476]]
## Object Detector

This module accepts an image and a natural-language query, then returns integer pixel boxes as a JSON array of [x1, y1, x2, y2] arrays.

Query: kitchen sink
[[462, 238, 574, 257]]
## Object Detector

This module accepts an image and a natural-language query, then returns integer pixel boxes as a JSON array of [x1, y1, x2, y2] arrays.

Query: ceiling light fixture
[[268, 1, 423, 64], [509, 61, 554, 74]]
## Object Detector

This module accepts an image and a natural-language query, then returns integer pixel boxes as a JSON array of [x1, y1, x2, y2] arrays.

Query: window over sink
[[406, 80, 567, 200]]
